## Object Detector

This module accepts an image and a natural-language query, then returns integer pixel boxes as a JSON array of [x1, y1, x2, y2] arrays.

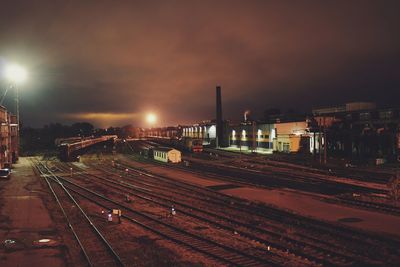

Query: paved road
[[0, 157, 66, 267]]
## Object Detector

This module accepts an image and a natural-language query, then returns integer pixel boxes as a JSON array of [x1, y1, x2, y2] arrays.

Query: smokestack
[[244, 110, 250, 122], [216, 86, 223, 147]]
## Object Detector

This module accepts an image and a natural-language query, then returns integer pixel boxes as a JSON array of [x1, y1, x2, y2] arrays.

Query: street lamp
[[4, 63, 27, 162], [5, 64, 27, 84], [5, 64, 27, 126], [146, 113, 157, 125]]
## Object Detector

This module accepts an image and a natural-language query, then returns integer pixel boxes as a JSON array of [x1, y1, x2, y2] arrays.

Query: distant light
[[293, 130, 303, 136], [5, 64, 27, 83], [146, 113, 157, 124]]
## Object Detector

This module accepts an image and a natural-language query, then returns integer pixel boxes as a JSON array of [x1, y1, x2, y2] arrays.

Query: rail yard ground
[[117, 158, 400, 237], [0, 158, 66, 267], [1, 151, 400, 266]]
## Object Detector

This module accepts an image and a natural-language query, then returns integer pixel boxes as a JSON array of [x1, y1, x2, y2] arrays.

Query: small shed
[[153, 147, 182, 163]]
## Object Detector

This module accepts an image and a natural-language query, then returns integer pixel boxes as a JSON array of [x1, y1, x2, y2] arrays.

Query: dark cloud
[[0, 0, 399, 127]]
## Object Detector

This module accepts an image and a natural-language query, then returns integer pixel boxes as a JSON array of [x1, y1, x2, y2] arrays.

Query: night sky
[[0, 0, 399, 128]]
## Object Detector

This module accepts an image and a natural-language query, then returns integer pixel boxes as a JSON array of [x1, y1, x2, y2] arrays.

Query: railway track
[[204, 148, 394, 184], [334, 195, 400, 215], [188, 158, 386, 195], [128, 144, 387, 196], [123, 153, 399, 216], [111, 159, 400, 261], [193, 151, 400, 215], [61, 163, 338, 266], [56, 159, 400, 266], [33, 160, 125, 267], [42, 161, 284, 266]]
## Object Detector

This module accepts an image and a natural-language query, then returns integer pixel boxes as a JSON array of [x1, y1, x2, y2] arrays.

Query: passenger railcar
[[153, 147, 182, 163]]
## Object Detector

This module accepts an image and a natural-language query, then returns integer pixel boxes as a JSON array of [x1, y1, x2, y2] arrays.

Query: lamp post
[[5, 64, 27, 124], [5, 63, 27, 162]]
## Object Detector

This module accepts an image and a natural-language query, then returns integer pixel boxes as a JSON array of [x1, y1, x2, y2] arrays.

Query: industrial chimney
[[216, 86, 223, 147]]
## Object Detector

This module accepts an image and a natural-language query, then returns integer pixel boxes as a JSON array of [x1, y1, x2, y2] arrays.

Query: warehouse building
[[182, 122, 216, 145], [144, 99, 400, 161], [312, 102, 400, 161], [273, 120, 311, 153], [229, 122, 274, 153], [0, 106, 19, 168]]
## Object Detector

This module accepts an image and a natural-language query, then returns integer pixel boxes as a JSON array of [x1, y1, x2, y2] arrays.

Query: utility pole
[[216, 86, 223, 148], [15, 84, 20, 160], [239, 133, 242, 167], [319, 117, 322, 164], [324, 116, 327, 164], [313, 120, 317, 160], [252, 121, 256, 153]]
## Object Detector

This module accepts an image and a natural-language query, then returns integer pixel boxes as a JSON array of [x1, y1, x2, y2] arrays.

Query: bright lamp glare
[[146, 113, 157, 124], [5, 64, 27, 83]]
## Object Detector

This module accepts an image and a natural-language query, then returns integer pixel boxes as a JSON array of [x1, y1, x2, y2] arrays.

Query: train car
[[146, 136, 203, 153], [192, 139, 203, 153], [180, 137, 203, 153], [55, 137, 82, 146], [59, 143, 70, 161], [153, 147, 182, 163], [58, 135, 117, 161]]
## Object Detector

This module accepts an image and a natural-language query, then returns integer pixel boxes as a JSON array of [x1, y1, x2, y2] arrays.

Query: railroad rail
[[122, 153, 399, 215], [33, 160, 125, 267], [334, 195, 400, 215], [41, 161, 283, 266], [58, 163, 325, 266], [55, 159, 400, 266], [106, 162, 399, 264], [204, 148, 394, 184]]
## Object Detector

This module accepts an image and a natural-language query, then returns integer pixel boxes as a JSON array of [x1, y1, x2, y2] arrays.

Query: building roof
[[153, 147, 180, 153]]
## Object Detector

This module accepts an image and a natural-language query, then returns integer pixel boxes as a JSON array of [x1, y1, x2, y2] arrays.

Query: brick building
[[0, 106, 19, 168]]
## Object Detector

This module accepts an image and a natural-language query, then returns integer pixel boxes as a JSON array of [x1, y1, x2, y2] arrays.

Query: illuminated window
[[360, 112, 370, 120], [379, 111, 392, 119], [271, 129, 276, 139], [208, 125, 216, 138], [232, 130, 236, 140]]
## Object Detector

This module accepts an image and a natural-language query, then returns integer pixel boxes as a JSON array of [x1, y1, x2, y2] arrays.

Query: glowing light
[[293, 130, 303, 136], [5, 64, 27, 83], [271, 129, 276, 139], [208, 125, 216, 138], [146, 113, 157, 124]]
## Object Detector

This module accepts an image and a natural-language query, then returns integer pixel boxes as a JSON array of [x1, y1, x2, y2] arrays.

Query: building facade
[[0, 106, 19, 168], [313, 102, 400, 161], [229, 122, 274, 153], [144, 102, 400, 162]]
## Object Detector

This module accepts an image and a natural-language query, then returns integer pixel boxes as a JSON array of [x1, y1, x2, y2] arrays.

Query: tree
[[71, 122, 94, 137]]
